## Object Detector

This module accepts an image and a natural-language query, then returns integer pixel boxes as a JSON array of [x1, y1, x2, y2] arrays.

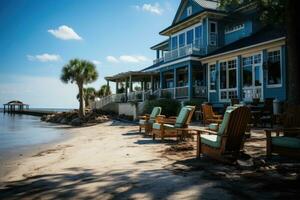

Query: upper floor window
[[187, 29, 194, 45], [187, 6, 192, 17], [179, 33, 185, 47], [267, 50, 281, 87], [209, 21, 217, 46], [208, 64, 216, 91], [195, 26, 202, 46], [171, 36, 178, 50], [225, 24, 245, 34]]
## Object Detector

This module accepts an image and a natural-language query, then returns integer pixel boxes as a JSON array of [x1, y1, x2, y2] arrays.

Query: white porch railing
[[193, 86, 207, 98], [176, 86, 188, 98], [243, 87, 262, 101]]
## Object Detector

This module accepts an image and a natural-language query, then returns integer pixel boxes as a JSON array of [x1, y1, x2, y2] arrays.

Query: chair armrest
[[213, 114, 223, 119], [265, 128, 300, 137], [199, 128, 218, 135], [138, 115, 150, 120], [155, 115, 166, 123]]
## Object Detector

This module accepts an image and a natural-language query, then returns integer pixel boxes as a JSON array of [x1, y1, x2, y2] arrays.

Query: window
[[243, 56, 253, 87], [186, 29, 194, 45], [187, 6, 192, 16], [195, 26, 202, 47], [267, 50, 281, 86], [179, 33, 185, 47], [210, 22, 217, 33], [171, 36, 178, 50], [225, 23, 245, 34], [209, 22, 217, 46], [219, 59, 238, 101], [209, 64, 216, 91]]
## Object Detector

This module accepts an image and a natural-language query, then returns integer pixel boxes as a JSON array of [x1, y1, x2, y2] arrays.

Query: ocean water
[[0, 113, 67, 159]]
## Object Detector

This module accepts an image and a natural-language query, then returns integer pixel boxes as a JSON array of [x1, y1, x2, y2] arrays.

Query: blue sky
[[0, 0, 179, 108]]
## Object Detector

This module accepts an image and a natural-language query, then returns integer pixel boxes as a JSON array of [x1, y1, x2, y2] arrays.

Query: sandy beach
[[0, 120, 299, 199]]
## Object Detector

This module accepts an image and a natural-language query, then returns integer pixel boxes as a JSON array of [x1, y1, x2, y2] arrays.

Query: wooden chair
[[152, 106, 196, 141], [139, 107, 161, 134], [260, 98, 274, 128], [201, 104, 223, 126], [265, 105, 300, 158], [197, 106, 251, 162]]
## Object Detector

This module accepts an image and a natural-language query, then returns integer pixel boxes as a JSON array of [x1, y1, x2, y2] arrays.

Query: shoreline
[[0, 123, 73, 181]]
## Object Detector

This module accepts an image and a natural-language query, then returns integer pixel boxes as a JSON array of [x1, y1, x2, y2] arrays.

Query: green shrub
[[143, 99, 181, 117]]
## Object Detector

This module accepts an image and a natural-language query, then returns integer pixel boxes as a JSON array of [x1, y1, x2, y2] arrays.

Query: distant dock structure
[[3, 100, 29, 113], [3, 100, 55, 116]]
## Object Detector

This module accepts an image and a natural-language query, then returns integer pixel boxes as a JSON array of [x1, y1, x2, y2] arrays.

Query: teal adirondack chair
[[197, 106, 251, 162], [139, 107, 162, 134], [152, 106, 195, 141]]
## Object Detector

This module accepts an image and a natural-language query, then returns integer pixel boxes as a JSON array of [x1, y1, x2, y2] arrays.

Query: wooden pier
[[3, 100, 55, 116]]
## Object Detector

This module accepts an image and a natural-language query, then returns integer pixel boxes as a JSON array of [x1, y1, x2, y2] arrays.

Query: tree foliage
[[61, 59, 98, 117]]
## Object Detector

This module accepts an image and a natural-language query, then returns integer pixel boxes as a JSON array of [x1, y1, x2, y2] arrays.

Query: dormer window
[[187, 6, 192, 16]]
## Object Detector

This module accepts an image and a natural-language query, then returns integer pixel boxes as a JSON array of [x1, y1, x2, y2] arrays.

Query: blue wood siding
[[224, 20, 253, 45]]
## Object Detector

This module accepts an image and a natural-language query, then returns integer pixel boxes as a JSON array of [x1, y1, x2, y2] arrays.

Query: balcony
[[152, 38, 218, 64]]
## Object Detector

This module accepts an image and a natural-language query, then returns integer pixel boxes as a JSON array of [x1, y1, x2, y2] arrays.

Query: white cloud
[[92, 60, 101, 65], [106, 55, 149, 64], [27, 53, 62, 62], [106, 56, 120, 63], [48, 25, 82, 40], [134, 3, 163, 15]]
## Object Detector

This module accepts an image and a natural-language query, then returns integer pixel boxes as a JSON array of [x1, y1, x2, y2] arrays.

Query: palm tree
[[98, 85, 112, 97], [77, 87, 96, 108], [61, 59, 98, 118]]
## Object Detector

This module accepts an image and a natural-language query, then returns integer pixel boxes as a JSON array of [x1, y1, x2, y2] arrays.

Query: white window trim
[[170, 22, 203, 50], [187, 6, 192, 17], [218, 57, 239, 102], [208, 21, 218, 46], [266, 48, 282, 88], [241, 52, 264, 101], [208, 63, 217, 93], [225, 23, 245, 34]]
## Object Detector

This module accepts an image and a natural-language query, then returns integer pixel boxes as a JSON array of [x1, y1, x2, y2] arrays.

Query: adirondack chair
[[197, 106, 251, 162], [265, 105, 300, 158], [152, 106, 195, 141], [202, 104, 223, 126], [139, 107, 161, 134]]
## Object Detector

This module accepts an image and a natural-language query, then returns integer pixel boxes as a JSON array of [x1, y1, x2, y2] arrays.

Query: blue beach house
[[104, 0, 286, 107]]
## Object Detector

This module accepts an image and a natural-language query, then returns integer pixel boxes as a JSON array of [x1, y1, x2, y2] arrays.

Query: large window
[[209, 64, 216, 91], [195, 25, 202, 47], [171, 36, 178, 50], [219, 59, 238, 101], [209, 21, 217, 46], [267, 50, 281, 86]]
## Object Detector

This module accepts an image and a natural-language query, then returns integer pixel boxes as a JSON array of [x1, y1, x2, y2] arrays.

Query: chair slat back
[[185, 106, 196, 125], [202, 104, 214, 120], [223, 106, 251, 153]]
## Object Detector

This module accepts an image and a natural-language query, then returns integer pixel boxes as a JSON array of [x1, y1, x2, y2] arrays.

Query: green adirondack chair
[[152, 106, 195, 141], [139, 107, 162, 134]]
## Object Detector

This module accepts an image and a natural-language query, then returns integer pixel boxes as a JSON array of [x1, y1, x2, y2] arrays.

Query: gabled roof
[[172, 0, 219, 25]]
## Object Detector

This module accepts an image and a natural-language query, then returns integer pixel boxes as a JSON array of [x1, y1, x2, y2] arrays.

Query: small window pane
[[210, 23, 216, 33], [267, 50, 281, 85], [220, 62, 227, 89], [228, 69, 237, 88], [179, 33, 185, 47], [254, 66, 262, 86], [209, 64, 216, 90], [243, 66, 252, 87], [171, 36, 178, 50], [187, 30, 194, 44]]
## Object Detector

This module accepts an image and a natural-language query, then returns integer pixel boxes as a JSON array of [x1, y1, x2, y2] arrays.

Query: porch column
[[125, 78, 129, 102], [160, 71, 163, 89], [141, 81, 144, 91], [174, 68, 177, 99], [237, 55, 243, 100], [156, 50, 160, 59], [188, 63, 193, 100], [150, 75, 154, 92], [116, 81, 119, 94], [129, 75, 133, 92]]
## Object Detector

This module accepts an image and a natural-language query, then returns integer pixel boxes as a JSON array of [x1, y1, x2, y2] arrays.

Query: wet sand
[[0, 121, 299, 199]]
